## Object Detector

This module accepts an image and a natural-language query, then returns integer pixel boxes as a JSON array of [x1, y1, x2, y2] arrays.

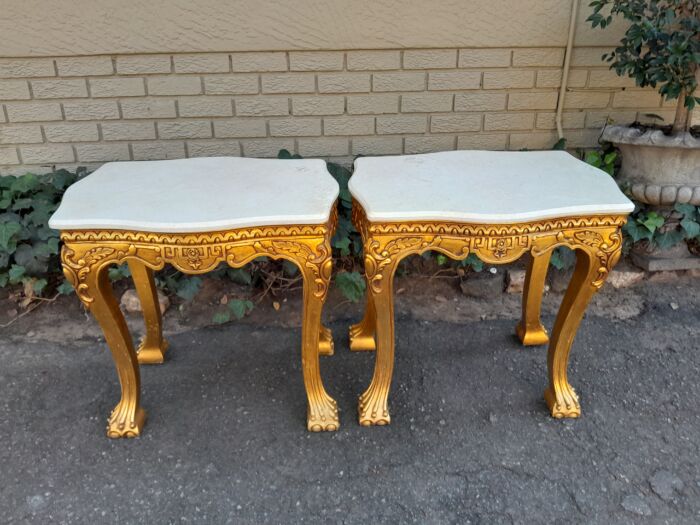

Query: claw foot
[[136, 338, 169, 365], [544, 385, 581, 419], [358, 389, 390, 426], [318, 325, 334, 356], [349, 322, 376, 352], [515, 322, 549, 346], [106, 405, 146, 438], [307, 397, 339, 432]]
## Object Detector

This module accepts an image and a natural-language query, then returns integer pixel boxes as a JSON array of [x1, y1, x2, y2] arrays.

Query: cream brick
[[132, 141, 186, 160], [158, 120, 212, 139], [535, 111, 585, 130], [347, 51, 400, 71], [509, 131, 559, 150], [571, 48, 612, 67], [483, 70, 535, 89], [292, 96, 345, 116], [235, 97, 289, 116], [289, 52, 343, 71], [403, 50, 457, 69], [564, 92, 611, 109], [231, 52, 287, 72], [63, 100, 119, 120], [56, 56, 114, 76], [613, 90, 661, 108], [262, 74, 315, 94], [102, 121, 156, 141], [323, 116, 374, 136], [269, 118, 321, 137], [148, 76, 202, 96], [0, 125, 43, 144], [585, 110, 637, 129], [174, 54, 229, 73], [347, 94, 398, 115], [560, 129, 601, 148], [428, 71, 481, 91], [178, 97, 232, 117], [352, 136, 402, 155], [187, 140, 241, 157], [213, 119, 267, 138], [484, 112, 535, 131], [32, 79, 87, 99], [90, 78, 145, 98], [401, 93, 453, 113], [121, 98, 177, 119], [76, 143, 130, 162], [372, 72, 426, 92], [21, 145, 75, 164], [116, 55, 171, 74], [457, 133, 508, 150], [44, 123, 99, 142], [376, 115, 427, 134], [0, 80, 30, 100], [241, 139, 294, 157], [0, 148, 20, 165], [430, 114, 481, 133], [0, 111, 5, 124], [588, 70, 637, 88], [318, 73, 370, 93], [298, 137, 349, 157], [638, 109, 676, 124], [404, 135, 455, 154], [458, 49, 511, 68], [0, 59, 54, 78], [454, 93, 506, 111], [508, 92, 559, 110], [6, 102, 62, 122], [204, 75, 259, 95], [536, 69, 588, 88], [512, 48, 565, 67]]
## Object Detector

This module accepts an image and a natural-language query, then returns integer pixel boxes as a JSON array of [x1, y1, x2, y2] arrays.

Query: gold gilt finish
[[349, 203, 626, 426], [60, 211, 339, 438]]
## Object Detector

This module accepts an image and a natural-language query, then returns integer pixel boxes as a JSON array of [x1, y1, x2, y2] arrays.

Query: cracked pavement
[[1, 276, 699, 524]]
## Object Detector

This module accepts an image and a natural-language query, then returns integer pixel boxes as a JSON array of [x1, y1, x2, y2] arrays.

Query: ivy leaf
[[175, 276, 203, 302], [551, 138, 567, 150], [0, 222, 22, 251], [8, 264, 25, 284], [436, 254, 448, 266], [550, 247, 576, 270], [32, 278, 48, 295], [641, 212, 665, 233], [56, 280, 75, 295], [228, 299, 254, 319], [212, 311, 231, 324], [460, 253, 483, 272], [333, 236, 351, 256], [655, 230, 684, 250], [680, 218, 700, 239], [227, 267, 253, 285], [281, 260, 299, 277], [335, 271, 366, 303]]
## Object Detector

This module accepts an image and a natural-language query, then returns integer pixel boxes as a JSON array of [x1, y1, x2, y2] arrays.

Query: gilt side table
[[347, 150, 634, 426], [49, 157, 340, 437]]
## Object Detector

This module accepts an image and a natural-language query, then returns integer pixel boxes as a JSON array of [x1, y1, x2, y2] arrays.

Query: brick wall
[[0, 48, 682, 174]]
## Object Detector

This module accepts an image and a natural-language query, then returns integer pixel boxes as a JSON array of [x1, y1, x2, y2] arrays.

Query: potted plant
[[588, 0, 700, 269]]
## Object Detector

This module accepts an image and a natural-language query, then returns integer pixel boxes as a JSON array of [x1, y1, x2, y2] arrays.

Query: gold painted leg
[[300, 260, 339, 432], [86, 264, 146, 438], [516, 251, 551, 346], [128, 261, 168, 365], [349, 290, 376, 352], [318, 325, 334, 356], [358, 261, 397, 427], [544, 248, 603, 419]]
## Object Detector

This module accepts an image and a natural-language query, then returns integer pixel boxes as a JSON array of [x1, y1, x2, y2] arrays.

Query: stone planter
[[601, 125, 700, 271]]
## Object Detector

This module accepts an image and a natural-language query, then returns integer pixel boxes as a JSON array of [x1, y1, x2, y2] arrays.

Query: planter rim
[[601, 125, 700, 150]]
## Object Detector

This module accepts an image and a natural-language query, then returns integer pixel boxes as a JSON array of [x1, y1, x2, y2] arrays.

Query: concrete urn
[[601, 125, 700, 206]]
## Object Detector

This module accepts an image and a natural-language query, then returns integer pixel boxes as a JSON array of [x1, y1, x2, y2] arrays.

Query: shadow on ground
[[1, 277, 699, 524]]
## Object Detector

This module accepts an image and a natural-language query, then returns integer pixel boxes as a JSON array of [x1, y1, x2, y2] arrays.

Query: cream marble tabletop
[[49, 157, 339, 233], [349, 150, 634, 223]]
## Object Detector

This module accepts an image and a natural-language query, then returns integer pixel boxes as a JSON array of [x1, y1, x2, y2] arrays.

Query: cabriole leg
[[358, 258, 398, 426], [299, 253, 339, 432], [128, 260, 168, 364], [86, 263, 146, 438], [545, 247, 608, 419], [516, 251, 551, 346]]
